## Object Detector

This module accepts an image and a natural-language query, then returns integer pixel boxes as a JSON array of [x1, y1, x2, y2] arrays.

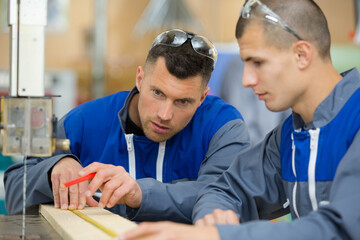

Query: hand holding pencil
[[79, 162, 143, 209], [52, 159, 143, 211]]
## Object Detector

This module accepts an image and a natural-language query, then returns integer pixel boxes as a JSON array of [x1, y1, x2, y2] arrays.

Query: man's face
[[238, 23, 306, 112], [134, 57, 208, 142]]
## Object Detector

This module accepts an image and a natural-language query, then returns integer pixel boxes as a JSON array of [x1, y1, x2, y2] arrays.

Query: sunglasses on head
[[241, 0, 303, 40], [150, 29, 218, 68]]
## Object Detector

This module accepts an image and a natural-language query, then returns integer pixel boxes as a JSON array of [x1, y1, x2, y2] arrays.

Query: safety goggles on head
[[240, 0, 303, 40], [150, 29, 218, 68]]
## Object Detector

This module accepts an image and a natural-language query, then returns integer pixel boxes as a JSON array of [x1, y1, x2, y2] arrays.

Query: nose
[[242, 63, 258, 88], [158, 101, 173, 121]]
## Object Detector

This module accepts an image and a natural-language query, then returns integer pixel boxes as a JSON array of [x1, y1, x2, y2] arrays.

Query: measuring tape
[[70, 209, 117, 237]]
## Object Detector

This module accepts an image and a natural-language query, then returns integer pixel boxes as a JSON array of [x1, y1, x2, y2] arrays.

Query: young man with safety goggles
[[118, 0, 360, 239], [4, 29, 250, 223]]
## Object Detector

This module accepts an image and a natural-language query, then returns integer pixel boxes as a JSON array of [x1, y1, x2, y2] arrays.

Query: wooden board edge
[[39, 204, 74, 240]]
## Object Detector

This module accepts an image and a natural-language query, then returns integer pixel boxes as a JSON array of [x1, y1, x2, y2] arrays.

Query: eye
[[253, 60, 262, 67], [179, 99, 188, 105], [176, 99, 189, 107], [153, 89, 162, 96]]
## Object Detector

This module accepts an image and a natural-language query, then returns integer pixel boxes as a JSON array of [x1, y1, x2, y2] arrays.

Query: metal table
[[0, 214, 61, 239]]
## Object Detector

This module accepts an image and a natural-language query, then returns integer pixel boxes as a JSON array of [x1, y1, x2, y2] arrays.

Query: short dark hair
[[145, 39, 214, 86], [236, 0, 331, 60]]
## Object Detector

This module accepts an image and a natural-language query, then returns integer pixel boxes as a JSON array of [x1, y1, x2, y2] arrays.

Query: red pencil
[[61, 173, 96, 188]]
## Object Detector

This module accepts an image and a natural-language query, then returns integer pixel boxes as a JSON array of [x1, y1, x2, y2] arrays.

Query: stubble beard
[[141, 119, 175, 143]]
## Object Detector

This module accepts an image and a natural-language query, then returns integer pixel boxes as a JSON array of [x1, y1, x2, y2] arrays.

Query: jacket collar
[[292, 68, 360, 130], [118, 87, 139, 132]]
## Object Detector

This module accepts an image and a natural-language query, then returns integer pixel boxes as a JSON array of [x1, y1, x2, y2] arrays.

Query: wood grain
[[39, 204, 137, 240]]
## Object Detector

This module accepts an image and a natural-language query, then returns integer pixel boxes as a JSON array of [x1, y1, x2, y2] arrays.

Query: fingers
[[107, 183, 129, 207], [81, 163, 110, 202], [82, 164, 142, 209], [97, 169, 142, 209], [198, 209, 240, 226], [79, 162, 102, 176], [60, 170, 80, 209], [86, 196, 99, 207], [119, 222, 220, 240], [119, 222, 166, 240], [195, 219, 205, 226], [50, 157, 83, 210], [108, 174, 142, 208], [98, 178, 121, 208], [84, 164, 122, 198], [221, 210, 239, 224], [54, 161, 143, 211], [77, 180, 88, 209], [51, 170, 61, 208], [202, 213, 216, 226]]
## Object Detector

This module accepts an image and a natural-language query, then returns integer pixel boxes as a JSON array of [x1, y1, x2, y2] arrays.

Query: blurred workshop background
[[0, 0, 359, 215]]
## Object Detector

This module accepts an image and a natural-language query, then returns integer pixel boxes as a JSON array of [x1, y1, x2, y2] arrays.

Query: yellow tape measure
[[70, 209, 117, 237]]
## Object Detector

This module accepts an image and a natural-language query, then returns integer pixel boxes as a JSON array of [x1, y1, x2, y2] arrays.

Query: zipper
[[125, 134, 136, 179], [308, 128, 320, 211], [291, 133, 300, 218], [283, 198, 290, 209], [156, 141, 166, 182]]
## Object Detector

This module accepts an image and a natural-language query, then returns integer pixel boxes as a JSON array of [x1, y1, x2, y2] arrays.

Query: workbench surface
[[0, 214, 62, 239]]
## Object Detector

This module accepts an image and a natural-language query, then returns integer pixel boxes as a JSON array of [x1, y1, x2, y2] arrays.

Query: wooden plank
[[39, 204, 137, 240]]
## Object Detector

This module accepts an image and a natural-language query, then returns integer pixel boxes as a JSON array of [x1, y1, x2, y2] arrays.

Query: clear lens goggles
[[240, 0, 303, 40], [150, 29, 218, 68]]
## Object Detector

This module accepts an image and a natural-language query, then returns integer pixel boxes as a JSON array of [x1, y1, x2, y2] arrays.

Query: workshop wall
[[0, 0, 243, 103], [0, 0, 357, 100], [317, 0, 356, 44]]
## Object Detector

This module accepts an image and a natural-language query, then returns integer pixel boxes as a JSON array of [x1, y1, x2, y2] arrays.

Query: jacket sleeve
[[192, 123, 289, 223], [125, 119, 251, 223], [4, 116, 80, 214], [195, 129, 360, 239]]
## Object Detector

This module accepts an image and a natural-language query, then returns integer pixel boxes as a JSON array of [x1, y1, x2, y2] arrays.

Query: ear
[[199, 86, 210, 104], [135, 66, 144, 92], [293, 41, 312, 70]]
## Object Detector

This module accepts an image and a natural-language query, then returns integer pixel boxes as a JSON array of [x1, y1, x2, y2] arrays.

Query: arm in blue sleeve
[[193, 124, 289, 223], [126, 119, 251, 223]]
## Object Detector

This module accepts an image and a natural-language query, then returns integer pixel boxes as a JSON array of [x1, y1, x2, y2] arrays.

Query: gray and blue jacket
[[193, 68, 360, 239], [4, 87, 250, 223]]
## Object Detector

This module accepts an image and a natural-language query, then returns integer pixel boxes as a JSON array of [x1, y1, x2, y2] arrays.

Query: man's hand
[[118, 221, 220, 240], [79, 162, 142, 209], [195, 209, 240, 226], [51, 157, 97, 210]]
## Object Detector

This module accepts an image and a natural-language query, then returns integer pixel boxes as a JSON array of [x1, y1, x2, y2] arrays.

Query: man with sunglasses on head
[[118, 0, 360, 239], [4, 29, 250, 223]]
